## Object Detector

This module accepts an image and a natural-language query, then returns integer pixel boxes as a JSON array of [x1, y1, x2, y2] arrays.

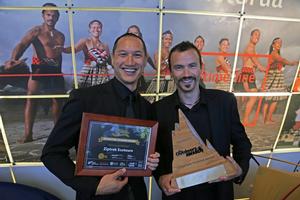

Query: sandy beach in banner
[[0, 96, 284, 163], [0, 99, 75, 162]]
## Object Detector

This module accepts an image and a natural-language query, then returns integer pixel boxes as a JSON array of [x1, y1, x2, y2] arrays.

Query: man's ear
[[111, 56, 115, 68], [143, 58, 147, 69], [170, 67, 174, 78]]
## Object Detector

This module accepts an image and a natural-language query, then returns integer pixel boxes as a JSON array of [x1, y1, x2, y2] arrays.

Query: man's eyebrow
[[173, 64, 183, 67], [117, 49, 143, 53], [133, 50, 143, 53]]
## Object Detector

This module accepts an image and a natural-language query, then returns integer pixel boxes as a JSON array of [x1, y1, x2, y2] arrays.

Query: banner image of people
[[0, 0, 299, 165], [237, 95, 288, 151], [70, 11, 159, 91], [145, 29, 176, 99], [234, 19, 300, 93], [0, 98, 67, 162], [276, 94, 300, 149], [159, 14, 240, 92], [0, 3, 73, 95]]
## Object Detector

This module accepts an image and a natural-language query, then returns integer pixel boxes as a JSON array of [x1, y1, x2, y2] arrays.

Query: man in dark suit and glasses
[[41, 33, 160, 200], [154, 41, 251, 200]]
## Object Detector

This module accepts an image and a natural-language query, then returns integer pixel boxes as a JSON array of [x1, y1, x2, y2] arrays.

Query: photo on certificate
[[234, 19, 300, 93], [276, 94, 300, 149], [0, 6, 74, 95], [71, 10, 159, 92], [0, 98, 68, 162], [236, 94, 288, 151], [76, 113, 158, 176]]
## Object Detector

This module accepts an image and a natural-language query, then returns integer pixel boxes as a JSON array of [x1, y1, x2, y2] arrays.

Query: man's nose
[[126, 55, 134, 65], [183, 67, 191, 76]]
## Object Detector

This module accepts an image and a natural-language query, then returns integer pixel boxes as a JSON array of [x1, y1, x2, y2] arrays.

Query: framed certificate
[[75, 113, 158, 177]]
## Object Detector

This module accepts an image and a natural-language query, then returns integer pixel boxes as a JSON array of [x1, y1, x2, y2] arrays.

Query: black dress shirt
[[41, 78, 153, 200], [153, 86, 252, 200], [177, 88, 212, 143]]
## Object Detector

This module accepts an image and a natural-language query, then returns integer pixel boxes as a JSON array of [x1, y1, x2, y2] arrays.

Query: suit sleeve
[[152, 103, 173, 184], [41, 90, 100, 198], [229, 94, 252, 184]]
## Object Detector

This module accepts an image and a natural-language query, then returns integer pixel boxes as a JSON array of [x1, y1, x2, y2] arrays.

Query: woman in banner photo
[[63, 19, 112, 88], [126, 25, 156, 92], [194, 35, 206, 88], [263, 37, 298, 124], [146, 30, 175, 98], [154, 30, 173, 77], [194, 35, 205, 60], [215, 38, 232, 91]]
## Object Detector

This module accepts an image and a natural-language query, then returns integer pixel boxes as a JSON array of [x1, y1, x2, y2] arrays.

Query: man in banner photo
[[5, 3, 65, 143]]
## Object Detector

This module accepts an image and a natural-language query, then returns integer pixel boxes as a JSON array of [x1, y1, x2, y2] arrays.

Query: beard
[[176, 76, 197, 91]]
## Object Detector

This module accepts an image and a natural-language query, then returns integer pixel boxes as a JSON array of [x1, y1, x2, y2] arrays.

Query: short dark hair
[[194, 35, 205, 44], [162, 30, 173, 38], [250, 29, 260, 36], [127, 25, 143, 38], [219, 38, 229, 45], [168, 41, 203, 71], [88, 20, 103, 28], [269, 37, 281, 55], [42, 3, 60, 18], [112, 33, 147, 56]]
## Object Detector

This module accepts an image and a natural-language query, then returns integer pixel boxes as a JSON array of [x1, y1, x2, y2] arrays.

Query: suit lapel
[[92, 82, 122, 116], [205, 90, 220, 146]]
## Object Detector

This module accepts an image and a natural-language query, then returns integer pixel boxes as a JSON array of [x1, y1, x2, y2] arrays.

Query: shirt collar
[[112, 78, 138, 101], [174, 85, 207, 108]]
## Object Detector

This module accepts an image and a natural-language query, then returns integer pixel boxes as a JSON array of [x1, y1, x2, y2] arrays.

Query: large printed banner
[[0, 0, 299, 162]]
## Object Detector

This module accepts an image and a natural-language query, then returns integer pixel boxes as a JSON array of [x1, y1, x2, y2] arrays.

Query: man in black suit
[[41, 33, 159, 200], [154, 41, 251, 200]]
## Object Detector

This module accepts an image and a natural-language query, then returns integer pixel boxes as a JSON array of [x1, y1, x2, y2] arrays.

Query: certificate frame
[[75, 112, 158, 177]]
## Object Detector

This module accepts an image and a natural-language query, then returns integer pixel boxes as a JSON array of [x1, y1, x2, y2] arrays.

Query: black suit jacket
[[154, 87, 252, 200], [41, 79, 152, 200]]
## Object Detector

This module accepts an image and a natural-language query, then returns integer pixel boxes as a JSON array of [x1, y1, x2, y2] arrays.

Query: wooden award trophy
[[171, 109, 238, 189]]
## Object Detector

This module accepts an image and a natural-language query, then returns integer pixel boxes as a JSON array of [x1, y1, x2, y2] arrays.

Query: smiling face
[[162, 33, 173, 48], [89, 21, 102, 38], [170, 48, 201, 93], [194, 37, 204, 52], [272, 38, 282, 51], [112, 36, 147, 91], [42, 10, 59, 27], [250, 30, 260, 45], [219, 39, 230, 53]]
